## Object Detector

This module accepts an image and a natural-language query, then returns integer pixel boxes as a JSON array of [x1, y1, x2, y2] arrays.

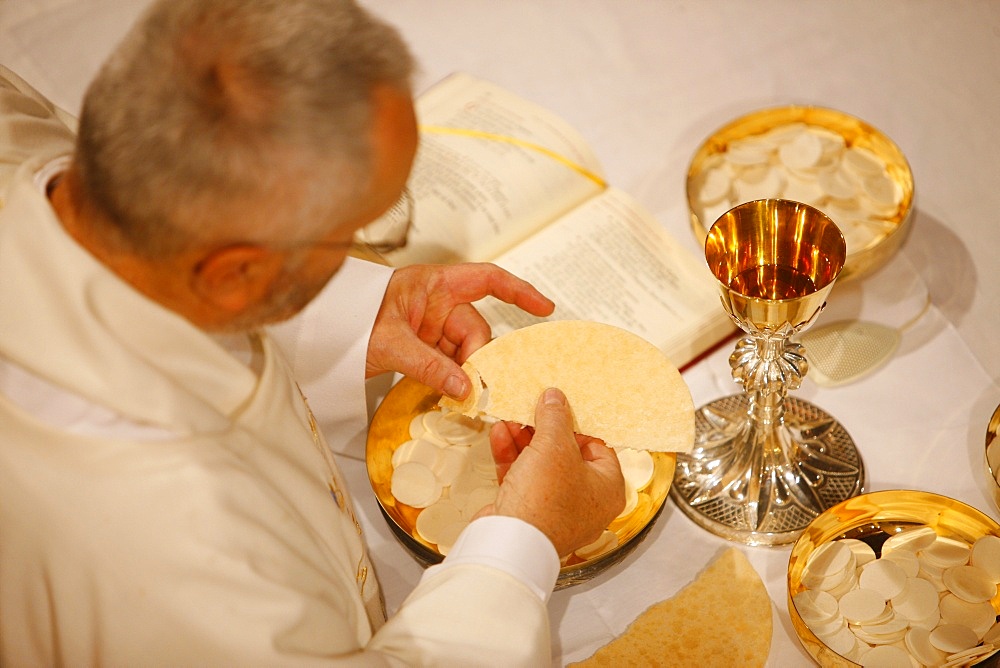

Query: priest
[[0, 0, 625, 664]]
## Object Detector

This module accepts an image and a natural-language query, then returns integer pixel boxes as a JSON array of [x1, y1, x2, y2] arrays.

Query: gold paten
[[365, 376, 677, 589], [686, 106, 914, 283], [787, 490, 1000, 667]]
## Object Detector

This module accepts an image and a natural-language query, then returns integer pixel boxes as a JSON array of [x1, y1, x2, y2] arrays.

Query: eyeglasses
[[277, 187, 414, 260], [350, 187, 414, 255]]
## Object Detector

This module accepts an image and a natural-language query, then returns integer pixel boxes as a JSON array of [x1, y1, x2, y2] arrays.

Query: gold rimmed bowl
[[787, 490, 1000, 667], [366, 376, 676, 589], [686, 105, 915, 283]]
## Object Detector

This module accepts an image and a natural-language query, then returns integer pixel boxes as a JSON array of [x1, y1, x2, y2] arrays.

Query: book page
[[476, 188, 736, 367], [384, 73, 606, 266]]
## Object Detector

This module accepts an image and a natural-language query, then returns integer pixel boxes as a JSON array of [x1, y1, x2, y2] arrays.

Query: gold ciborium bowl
[[366, 376, 677, 589], [687, 106, 914, 283], [787, 490, 1000, 667]]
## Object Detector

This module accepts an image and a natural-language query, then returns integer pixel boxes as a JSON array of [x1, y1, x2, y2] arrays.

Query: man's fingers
[[578, 436, 615, 464], [440, 303, 492, 364], [440, 264, 555, 318], [531, 388, 581, 458], [387, 334, 470, 400], [489, 421, 518, 464], [489, 421, 527, 484]]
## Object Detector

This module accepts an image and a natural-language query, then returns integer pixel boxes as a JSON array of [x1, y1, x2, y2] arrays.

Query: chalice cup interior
[[670, 199, 864, 546]]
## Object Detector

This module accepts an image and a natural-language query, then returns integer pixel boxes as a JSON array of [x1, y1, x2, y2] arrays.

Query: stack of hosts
[[0, 0, 628, 664]]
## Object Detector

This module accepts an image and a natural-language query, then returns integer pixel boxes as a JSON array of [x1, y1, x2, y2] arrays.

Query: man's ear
[[190, 244, 284, 315]]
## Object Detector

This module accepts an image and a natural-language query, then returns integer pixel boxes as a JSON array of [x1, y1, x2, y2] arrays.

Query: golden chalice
[[671, 199, 864, 546]]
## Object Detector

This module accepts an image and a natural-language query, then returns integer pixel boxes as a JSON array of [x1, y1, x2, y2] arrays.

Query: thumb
[[532, 388, 577, 454], [405, 343, 470, 400]]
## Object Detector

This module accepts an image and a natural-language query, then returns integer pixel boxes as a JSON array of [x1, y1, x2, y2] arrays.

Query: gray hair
[[75, 0, 414, 257]]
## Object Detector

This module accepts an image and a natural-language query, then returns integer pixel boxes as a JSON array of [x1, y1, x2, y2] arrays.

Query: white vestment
[[0, 65, 556, 666]]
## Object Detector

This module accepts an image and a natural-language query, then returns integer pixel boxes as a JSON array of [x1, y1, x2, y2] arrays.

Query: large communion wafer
[[569, 548, 772, 667], [440, 320, 695, 453]]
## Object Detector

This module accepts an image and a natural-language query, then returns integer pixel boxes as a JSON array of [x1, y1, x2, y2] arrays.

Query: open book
[[376, 73, 735, 368]]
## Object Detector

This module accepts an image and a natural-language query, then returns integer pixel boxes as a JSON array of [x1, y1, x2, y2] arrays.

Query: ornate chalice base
[[671, 392, 864, 546]]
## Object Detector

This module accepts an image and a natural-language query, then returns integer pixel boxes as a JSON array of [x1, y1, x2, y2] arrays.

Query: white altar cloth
[[3, 2, 998, 664]]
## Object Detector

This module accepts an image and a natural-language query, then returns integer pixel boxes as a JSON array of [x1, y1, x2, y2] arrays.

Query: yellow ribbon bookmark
[[419, 124, 608, 189]]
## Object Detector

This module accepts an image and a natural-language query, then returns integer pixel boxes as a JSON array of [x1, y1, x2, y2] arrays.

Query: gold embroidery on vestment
[[296, 385, 370, 587]]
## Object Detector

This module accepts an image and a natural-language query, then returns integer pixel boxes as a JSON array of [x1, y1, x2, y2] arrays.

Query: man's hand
[[367, 263, 554, 399], [482, 388, 626, 557]]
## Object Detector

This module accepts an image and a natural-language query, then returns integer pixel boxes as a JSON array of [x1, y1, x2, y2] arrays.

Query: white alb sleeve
[[422, 515, 560, 602]]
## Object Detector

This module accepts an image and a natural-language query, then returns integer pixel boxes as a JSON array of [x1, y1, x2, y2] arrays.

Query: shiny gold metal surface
[[787, 490, 1000, 667], [984, 402, 1000, 513], [366, 376, 677, 589], [687, 106, 914, 283], [706, 199, 846, 334], [672, 200, 863, 546]]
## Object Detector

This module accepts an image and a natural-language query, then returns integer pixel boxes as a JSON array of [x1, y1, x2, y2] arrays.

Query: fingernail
[[444, 374, 466, 399], [542, 388, 565, 405]]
